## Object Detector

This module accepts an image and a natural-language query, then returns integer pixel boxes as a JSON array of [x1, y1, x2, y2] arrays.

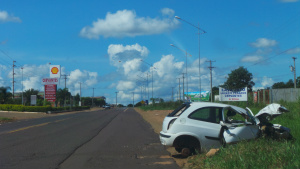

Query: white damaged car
[[159, 102, 291, 157]]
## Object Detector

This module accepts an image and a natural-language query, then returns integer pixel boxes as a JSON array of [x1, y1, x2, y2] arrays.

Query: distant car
[[103, 105, 110, 109], [159, 102, 291, 157]]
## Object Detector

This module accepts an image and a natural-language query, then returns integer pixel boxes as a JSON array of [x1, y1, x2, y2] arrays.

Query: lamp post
[[21, 67, 24, 105], [170, 44, 192, 101], [175, 16, 206, 101], [140, 60, 157, 104], [115, 91, 118, 107]]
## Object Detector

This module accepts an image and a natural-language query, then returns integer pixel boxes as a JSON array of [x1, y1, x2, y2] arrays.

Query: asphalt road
[[0, 108, 179, 169]]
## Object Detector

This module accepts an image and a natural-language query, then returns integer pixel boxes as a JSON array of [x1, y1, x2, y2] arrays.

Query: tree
[[272, 76, 300, 89], [56, 88, 71, 107], [23, 88, 40, 105], [222, 66, 255, 91], [0, 86, 12, 104], [211, 86, 219, 101], [272, 82, 286, 89]]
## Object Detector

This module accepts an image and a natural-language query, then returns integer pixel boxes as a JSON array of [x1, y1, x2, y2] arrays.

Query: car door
[[186, 106, 223, 148], [221, 106, 260, 144]]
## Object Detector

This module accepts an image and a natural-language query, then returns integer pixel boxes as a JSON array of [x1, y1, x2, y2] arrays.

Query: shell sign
[[50, 65, 61, 78]]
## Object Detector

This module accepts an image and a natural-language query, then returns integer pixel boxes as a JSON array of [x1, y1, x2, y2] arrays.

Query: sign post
[[45, 84, 57, 102], [219, 87, 248, 101]]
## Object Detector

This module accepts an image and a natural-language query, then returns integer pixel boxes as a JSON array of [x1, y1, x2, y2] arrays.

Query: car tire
[[181, 148, 191, 158]]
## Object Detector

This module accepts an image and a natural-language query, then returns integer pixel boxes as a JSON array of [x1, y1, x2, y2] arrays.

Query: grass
[[139, 101, 183, 111], [0, 117, 14, 123], [139, 101, 300, 169], [188, 101, 300, 169]]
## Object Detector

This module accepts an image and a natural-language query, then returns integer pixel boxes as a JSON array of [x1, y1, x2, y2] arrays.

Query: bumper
[[159, 131, 177, 146]]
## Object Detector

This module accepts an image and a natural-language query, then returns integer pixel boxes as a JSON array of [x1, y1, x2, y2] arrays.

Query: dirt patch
[[135, 108, 190, 169]]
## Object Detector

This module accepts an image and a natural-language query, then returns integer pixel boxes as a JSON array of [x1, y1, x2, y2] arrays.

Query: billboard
[[219, 87, 248, 101], [50, 65, 61, 78], [45, 84, 57, 102], [184, 91, 210, 102], [42, 78, 59, 85]]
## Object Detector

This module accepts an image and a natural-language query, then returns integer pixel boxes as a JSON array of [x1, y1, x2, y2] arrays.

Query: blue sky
[[0, 0, 299, 105]]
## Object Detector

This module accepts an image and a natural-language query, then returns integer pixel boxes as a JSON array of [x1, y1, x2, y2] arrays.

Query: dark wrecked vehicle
[[159, 102, 292, 157]]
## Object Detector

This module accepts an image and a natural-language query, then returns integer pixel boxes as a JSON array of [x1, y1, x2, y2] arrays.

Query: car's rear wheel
[[181, 148, 191, 158]]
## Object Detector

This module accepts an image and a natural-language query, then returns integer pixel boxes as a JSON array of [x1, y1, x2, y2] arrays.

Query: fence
[[252, 88, 300, 104]]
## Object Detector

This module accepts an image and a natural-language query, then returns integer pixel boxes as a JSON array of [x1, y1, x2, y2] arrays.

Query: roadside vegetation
[[0, 117, 13, 123], [140, 100, 300, 169]]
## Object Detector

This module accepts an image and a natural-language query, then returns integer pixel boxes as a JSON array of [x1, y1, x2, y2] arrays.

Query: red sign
[[45, 84, 57, 102]]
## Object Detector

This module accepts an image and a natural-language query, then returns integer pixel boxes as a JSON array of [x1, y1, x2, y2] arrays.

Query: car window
[[223, 108, 246, 123], [188, 107, 222, 124], [168, 103, 190, 117]]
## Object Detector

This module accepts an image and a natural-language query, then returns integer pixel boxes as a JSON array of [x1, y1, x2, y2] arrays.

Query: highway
[[0, 108, 179, 169]]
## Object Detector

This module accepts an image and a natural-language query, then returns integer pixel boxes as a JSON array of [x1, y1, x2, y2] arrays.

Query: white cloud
[[161, 8, 175, 17], [116, 80, 135, 91], [108, 43, 149, 67], [123, 59, 142, 75], [261, 76, 274, 87], [153, 54, 184, 78], [0, 10, 21, 23], [23, 76, 42, 91], [286, 47, 300, 54], [68, 69, 98, 95], [241, 55, 264, 63], [250, 38, 278, 48], [79, 9, 179, 39]]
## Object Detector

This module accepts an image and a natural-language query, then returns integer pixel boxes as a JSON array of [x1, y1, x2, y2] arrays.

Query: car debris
[[159, 102, 292, 157]]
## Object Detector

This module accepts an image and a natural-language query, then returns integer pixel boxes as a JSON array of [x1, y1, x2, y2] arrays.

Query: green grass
[[0, 117, 13, 123], [188, 101, 300, 169], [144, 101, 300, 168], [139, 101, 183, 111]]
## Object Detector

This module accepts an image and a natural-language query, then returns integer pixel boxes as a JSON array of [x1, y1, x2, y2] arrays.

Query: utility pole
[[182, 73, 185, 101], [115, 91, 118, 107], [292, 57, 297, 88], [207, 60, 216, 102], [61, 74, 69, 89], [21, 67, 24, 105], [171, 87, 175, 101], [132, 92, 134, 107], [12, 61, 16, 99], [177, 77, 181, 101], [92, 88, 95, 107], [78, 82, 82, 106]]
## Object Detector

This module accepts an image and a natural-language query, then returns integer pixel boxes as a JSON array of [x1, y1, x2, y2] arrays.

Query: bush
[[0, 104, 90, 112]]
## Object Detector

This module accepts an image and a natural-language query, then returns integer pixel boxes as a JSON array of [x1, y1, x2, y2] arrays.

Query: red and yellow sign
[[51, 67, 59, 74], [50, 65, 61, 78]]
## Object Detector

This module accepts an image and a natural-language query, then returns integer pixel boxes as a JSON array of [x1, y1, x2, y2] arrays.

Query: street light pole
[[21, 67, 23, 105], [177, 77, 181, 101], [175, 16, 206, 101], [115, 91, 118, 107], [140, 60, 156, 105], [132, 92, 134, 107], [170, 44, 191, 101]]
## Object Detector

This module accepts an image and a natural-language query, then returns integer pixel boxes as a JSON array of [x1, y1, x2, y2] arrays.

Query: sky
[[0, 0, 299, 105]]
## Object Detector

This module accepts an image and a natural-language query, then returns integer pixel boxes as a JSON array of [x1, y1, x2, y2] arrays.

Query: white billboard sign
[[42, 78, 59, 85], [219, 87, 248, 101], [50, 65, 61, 78]]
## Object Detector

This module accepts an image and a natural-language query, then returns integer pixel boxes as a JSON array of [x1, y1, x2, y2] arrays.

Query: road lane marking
[[7, 122, 50, 134], [2, 117, 73, 135]]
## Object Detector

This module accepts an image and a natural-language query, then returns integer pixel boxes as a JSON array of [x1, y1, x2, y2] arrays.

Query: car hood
[[255, 103, 289, 122]]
